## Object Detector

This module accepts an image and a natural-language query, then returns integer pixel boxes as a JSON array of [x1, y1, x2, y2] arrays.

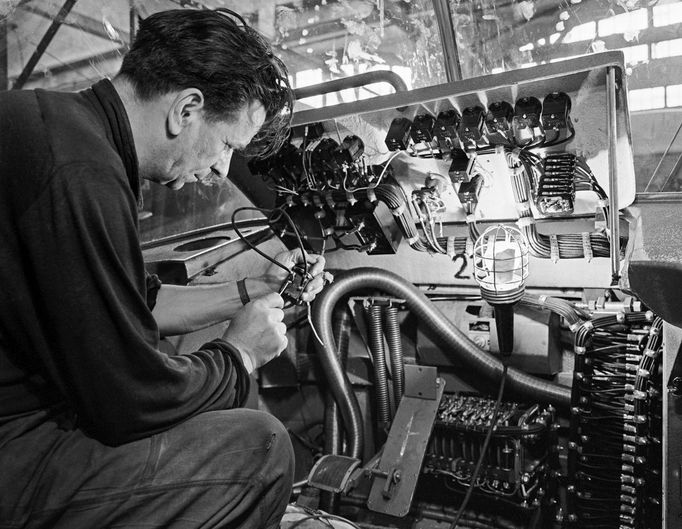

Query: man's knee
[[236, 409, 295, 464], [186, 409, 294, 476]]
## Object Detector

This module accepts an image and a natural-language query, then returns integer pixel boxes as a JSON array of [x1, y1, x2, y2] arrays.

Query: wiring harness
[[566, 312, 662, 529]]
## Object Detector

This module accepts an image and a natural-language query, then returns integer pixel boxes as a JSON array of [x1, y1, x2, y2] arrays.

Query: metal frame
[[12, 0, 78, 90], [19, 2, 129, 43], [663, 324, 682, 528], [11, 0, 140, 90], [607, 66, 620, 283], [432, 0, 462, 82], [285, 52, 635, 291]]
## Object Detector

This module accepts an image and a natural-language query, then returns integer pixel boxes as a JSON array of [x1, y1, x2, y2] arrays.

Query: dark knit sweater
[[0, 80, 249, 445]]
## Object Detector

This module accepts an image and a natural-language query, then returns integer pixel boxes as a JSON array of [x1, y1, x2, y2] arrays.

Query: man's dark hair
[[117, 9, 293, 158]]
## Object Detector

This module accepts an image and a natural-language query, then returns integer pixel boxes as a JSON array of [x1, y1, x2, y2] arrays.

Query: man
[[0, 8, 327, 529]]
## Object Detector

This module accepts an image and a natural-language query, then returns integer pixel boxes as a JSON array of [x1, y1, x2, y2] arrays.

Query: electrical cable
[[351, 150, 402, 192], [232, 206, 294, 274], [449, 363, 509, 529], [542, 129, 576, 148], [233, 205, 330, 351], [269, 207, 310, 276]]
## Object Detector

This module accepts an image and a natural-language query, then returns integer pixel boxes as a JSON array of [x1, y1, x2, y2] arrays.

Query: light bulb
[[473, 225, 529, 355], [473, 225, 529, 303]]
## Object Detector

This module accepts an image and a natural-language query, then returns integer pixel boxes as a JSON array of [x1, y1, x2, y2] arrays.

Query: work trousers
[[0, 407, 294, 529]]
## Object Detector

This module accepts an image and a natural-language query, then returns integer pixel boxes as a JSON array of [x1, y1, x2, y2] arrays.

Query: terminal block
[[536, 153, 576, 216]]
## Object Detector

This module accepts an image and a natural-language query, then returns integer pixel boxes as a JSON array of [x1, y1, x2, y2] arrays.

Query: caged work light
[[473, 224, 530, 356]]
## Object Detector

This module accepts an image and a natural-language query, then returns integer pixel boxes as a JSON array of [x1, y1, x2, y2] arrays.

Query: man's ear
[[167, 88, 205, 137]]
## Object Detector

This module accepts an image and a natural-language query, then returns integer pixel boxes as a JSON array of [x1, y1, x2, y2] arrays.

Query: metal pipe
[[293, 70, 408, 102], [432, 0, 462, 82], [606, 67, 620, 284], [12, 0, 79, 90]]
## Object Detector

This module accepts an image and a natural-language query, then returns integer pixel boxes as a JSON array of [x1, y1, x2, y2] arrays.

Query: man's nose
[[211, 148, 233, 178]]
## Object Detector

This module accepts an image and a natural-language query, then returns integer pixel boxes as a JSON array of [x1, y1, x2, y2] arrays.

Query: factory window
[[653, 2, 682, 28], [629, 86, 666, 112], [597, 8, 647, 38], [563, 21, 597, 43], [651, 38, 682, 60]]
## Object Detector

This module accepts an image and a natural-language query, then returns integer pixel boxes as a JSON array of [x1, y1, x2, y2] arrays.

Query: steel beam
[[12, 0, 78, 90], [432, 0, 462, 82], [19, 3, 129, 43]]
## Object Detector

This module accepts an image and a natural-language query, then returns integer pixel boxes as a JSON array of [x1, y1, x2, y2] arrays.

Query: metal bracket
[[367, 365, 445, 517]]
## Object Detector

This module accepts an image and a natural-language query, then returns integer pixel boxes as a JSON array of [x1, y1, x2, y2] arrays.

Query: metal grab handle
[[293, 70, 408, 101]]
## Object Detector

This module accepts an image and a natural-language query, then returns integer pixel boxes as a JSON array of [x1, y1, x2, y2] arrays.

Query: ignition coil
[[448, 148, 474, 183], [410, 114, 436, 143], [457, 173, 484, 210], [433, 109, 461, 152], [334, 135, 364, 165], [385, 117, 412, 151], [542, 92, 574, 144], [513, 96, 545, 146], [485, 101, 514, 143], [458, 106, 487, 150]]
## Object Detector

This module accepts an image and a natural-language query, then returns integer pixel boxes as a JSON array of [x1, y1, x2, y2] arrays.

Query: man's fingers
[[306, 254, 326, 277], [259, 292, 285, 309], [276, 247, 305, 267], [303, 270, 333, 292], [305, 274, 325, 292]]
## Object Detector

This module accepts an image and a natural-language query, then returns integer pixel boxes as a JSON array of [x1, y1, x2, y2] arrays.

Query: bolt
[[671, 377, 682, 397]]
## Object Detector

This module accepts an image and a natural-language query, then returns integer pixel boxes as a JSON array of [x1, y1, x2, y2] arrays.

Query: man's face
[[162, 100, 266, 191]]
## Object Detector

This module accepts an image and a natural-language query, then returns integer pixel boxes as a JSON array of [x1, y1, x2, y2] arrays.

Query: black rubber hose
[[324, 305, 352, 456], [367, 304, 391, 427], [320, 306, 352, 513], [383, 305, 405, 403], [312, 268, 572, 458]]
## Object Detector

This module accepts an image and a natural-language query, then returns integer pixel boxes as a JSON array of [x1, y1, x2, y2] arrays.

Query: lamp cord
[[448, 361, 509, 529]]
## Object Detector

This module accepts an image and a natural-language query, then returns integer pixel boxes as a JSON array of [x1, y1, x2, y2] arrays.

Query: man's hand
[[222, 293, 287, 371], [266, 248, 333, 303]]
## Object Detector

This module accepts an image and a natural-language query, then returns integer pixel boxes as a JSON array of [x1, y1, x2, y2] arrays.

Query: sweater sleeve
[[17, 162, 249, 445], [145, 272, 162, 311]]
